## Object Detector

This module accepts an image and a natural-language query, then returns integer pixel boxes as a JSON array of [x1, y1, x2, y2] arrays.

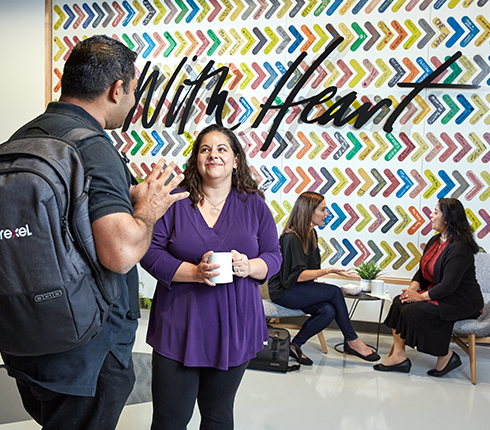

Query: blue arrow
[[271, 166, 286, 193], [122, 1, 135, 27], [82, 3, 95, 28], [263, 62, 278, 90], [185, 0, 200, 23], [330, 203, 347, 231], [416, 57, 434, 82], [381, 205, 398, 233], [353, 0, 369, 14], [142, 33, 156, 58], [396, 169, 413, 198], [388, 57, 406, 87], [275, 61, 288, 88], [151, 131, 166, 156], [341, 239, 358, 266], [329, 238, 345, 265], [378, 0, 395, 13], [319, 168, 336, 194], [252, 27, 267, 55], [455, 94, 474, 124], [288, 25, 303, 54], [92, 2, 105, 28], [328, 0, 345, 15], [446, 17, 465, 48], [437, 170, 456, 198], [238, 97, 254, 124], [461, 16, 480, 47], [272, 132, 288, 159], [319, 205, 335, 230], [260, 165, 275, 191], [434, 0, 449, 9], [63, 5, 75, 29]]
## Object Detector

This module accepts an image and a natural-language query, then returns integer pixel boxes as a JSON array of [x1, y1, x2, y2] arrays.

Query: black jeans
[[273, 280, 358, 346], [15, 352, 135, 430], [151, 351, 249, 430]]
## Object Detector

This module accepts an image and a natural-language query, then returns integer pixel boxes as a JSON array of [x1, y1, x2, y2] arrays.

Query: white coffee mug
[[371, 279, 387, 296], [208, 252, 234, 284]]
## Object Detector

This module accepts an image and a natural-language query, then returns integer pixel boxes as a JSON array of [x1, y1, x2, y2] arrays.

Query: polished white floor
[[2, 310, 490, 430]]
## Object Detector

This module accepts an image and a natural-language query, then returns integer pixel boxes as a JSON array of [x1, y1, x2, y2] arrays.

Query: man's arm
[[92, 159, 189, 274]]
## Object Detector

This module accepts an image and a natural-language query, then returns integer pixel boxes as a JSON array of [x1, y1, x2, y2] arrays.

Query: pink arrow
[[249, 131, 264, 158], [153, 32, 167, 58], [453, 133, 472, 162], [320, 132, 337, 159], [343, 203, 360, 231], [383, 169, 400, 197], [336, 60, 353, 88], [194, 98, 207, 124], [439, 132, 457, 162], [284, 166, 299, 193], [354, 239, 371, 266], [73, 3, 85, 29], [465, 171, 484, 201], [308, 167, 323, 191], [344, 168, 361, 196], [251, 62, 266, 90], [196, 30, 210, 57], [208, 0, 223, 21], [260, 131, 275, 158]]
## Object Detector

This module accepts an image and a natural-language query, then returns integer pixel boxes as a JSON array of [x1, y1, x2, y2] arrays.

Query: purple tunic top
[[140, 188, 282, 370]]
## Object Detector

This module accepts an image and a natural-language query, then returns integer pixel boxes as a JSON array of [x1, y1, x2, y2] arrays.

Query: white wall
[[0, 0, 45, 143]]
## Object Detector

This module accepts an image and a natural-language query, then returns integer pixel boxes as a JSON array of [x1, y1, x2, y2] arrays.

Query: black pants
[[151, 351, 249, 430], [15, 352, 135, 430]]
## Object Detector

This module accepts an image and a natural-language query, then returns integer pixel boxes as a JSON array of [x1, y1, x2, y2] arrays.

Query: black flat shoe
[[427, 352, 461, 377], [343, 342, 381, 362], [290, 343, 313, 366], [373, 358, 412, 373]]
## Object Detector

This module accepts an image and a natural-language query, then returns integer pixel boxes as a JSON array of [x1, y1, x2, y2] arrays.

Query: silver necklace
[[203, 194, 228, 217]]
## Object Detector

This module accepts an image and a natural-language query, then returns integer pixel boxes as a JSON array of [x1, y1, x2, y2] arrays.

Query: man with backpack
[[0, 35, 188, 429]]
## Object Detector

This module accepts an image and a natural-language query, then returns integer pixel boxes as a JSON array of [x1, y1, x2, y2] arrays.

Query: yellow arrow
[[218, 29, 232, 56], [250, 97, 262, 124], [380, 241, 396, 269], [271, 200, 286, 224], [476, 15, 490, 47], [406, 242, 421, 271], [313, 24, 329, 53], [219, 0, 234, 21], [458, 55, 477, 85], [309, 131, 325, 159], [323, 60, 340, 87], [332, 168, 348, 195], [470, 94, 489, 124], [53, 5, 66, 30], [53, 37, 66, 62], [229, 28, 243, 56], [241, 28, 255, 55], [197, 0, 211, 22], [356, 204, 372, 232], [240, 62, 255, 90], [153, 0, 167, 25], [377, 21, 393, 51], [132, 0, 145, 26], [431, 17, 451, 48], [264, 27, 279, 54], [413, 95, 431, 124], [282, 200, 293, 229], [303, 0, 319, 17], [318, 236, 333, 264], [393, 0, 408, 12], [174, 31, 188, 57], [359, 132, 376, 161], [140, 130, 155, 156], [468, 133, 486, 163], [338, 23, 354, 52], [358, 168, 374, 196], [372, 132, 389, 161], [375, 58, 392, 87], [231, 0, 245, 21], [465, 208, 482, 232], [480, 171, 490, 201], [349, 59, 366, 88], [278, 0, 293, 19], [423, 170, 441, 199], [394, 205, 411, 234], [411, 132, 429, 162], [404, 19, 421, 49]]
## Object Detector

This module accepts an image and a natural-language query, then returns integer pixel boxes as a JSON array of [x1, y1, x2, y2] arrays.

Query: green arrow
[[207, 29, 221, 56], [163, 32, 177, 57], [346, 132, 363, 160], [385, 133, 402, 161], [351, 22, 367, 52], [441, 94, 460, 124]]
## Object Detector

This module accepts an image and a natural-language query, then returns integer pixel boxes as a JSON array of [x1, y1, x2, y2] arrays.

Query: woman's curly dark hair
[[438, 198, 479, 253], [182, 124, 264, 206]]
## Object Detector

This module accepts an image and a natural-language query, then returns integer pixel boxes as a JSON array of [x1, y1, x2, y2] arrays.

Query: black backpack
[[247, 326, 300, 372], [0, 129, 120, 356]]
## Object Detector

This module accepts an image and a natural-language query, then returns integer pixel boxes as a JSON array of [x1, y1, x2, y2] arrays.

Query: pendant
[[210, 207, 221, 217]]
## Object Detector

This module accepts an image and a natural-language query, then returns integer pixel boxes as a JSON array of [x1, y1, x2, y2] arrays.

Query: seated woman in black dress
[[268, 192, 380, 365], [374, 198, 483, 376]]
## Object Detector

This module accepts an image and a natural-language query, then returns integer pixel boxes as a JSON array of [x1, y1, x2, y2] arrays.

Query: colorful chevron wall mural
[[51, 0, 490, 277]]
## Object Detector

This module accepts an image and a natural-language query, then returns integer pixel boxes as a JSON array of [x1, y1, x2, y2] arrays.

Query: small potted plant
[[354, 261, 383, 292]]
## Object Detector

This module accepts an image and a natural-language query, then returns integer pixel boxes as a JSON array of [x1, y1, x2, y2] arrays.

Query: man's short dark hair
[[61, 35, 138, 101]]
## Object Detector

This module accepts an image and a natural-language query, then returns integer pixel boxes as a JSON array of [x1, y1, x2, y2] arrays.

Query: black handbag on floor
[[248, 326, 300, 372]]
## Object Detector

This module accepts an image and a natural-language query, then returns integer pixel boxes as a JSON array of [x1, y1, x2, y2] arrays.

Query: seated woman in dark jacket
[[374, 198, 483, 376], [268, 192, 380, 365]]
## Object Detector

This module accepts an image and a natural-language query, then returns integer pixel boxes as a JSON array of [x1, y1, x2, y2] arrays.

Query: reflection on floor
[[2, 310, 490, 430]]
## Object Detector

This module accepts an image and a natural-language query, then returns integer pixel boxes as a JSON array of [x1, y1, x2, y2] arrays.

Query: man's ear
[[109, 80, 124, 104]]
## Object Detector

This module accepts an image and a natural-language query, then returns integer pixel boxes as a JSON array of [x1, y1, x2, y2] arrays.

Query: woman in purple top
[[140, 124, 282, 430]]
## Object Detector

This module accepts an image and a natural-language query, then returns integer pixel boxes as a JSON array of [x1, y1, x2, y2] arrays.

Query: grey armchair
[[452, 252, 490, 384]]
